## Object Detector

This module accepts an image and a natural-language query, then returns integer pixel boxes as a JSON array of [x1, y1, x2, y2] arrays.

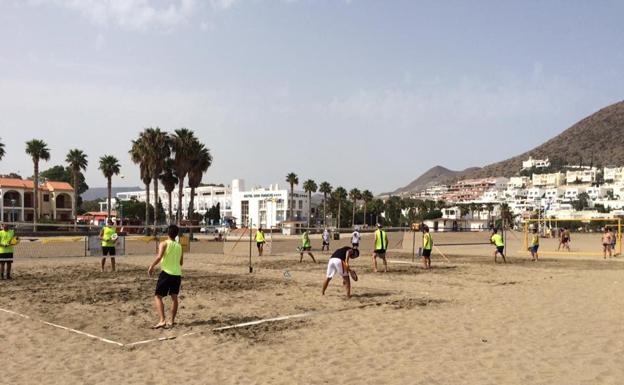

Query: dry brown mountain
[[394, 100, 624, 193], [392, 166, 479, 194]]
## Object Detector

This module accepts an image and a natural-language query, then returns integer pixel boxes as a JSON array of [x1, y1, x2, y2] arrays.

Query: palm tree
[[98, 155, 121, 219], [333, 186, 347, 229], [130, 137, 152, 229], [170, 128, 197, 224], [65, 149, 88, 230], [285, 172, 299, 220], [319, 182, 332, 227], [142, 128, 171, 230], [0, 137, 5, 161], [349, 188, 361, 227], [25, 139, 50, 230], [187, 142, 212, 237], [361, 190, 373, 226], [302, 179, 318, 228], [160, 159, 178, 224]]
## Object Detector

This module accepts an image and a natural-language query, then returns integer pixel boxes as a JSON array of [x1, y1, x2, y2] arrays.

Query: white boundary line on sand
[[0, 307, 125, 347], [0, 306, 314, 348], [125, 312, 315, 347]]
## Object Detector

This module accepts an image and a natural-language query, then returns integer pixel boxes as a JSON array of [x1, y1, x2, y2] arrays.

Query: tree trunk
[[307, 191, 311, 228], [323, 193, 327, 227], [73, 169, 78, 231], [168, 191, 173, 224], [363, 202, 367, 227], [153, 177, 159, 232], [144, 182, 151, 232], [33, 160, 39, 232], [177, 178, 184, 224], [352, 201, 356, 227], [290, 184, 294, 220], [188, 187, 195, 239], [337, 201, 341, 230], [107, 176, 112, 219]]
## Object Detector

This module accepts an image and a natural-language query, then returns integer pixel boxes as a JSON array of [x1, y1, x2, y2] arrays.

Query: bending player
[[148, 224, 183, 329], [299, 230, 317, 263], [322, 246, 360, 298]]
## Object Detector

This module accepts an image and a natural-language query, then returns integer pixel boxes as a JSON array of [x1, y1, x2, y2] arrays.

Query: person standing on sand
[[148, 224, 183, 329], [558, 227, 571, 252], [529, 228, 539, 261], [422, 225, 433, 269], [491, 228, 506, 264], [255, 226, 266, 256], [351, 228, 361, 249], [299, 230, 317, 263], [609, 227, 617, 256], [372, 223, 388, 272], [322, 246, 359, 298], [602, 228, 613, 259], [322, 228, 330, 252], [0, 223, 18, 280], [99, 219, 117, 272]]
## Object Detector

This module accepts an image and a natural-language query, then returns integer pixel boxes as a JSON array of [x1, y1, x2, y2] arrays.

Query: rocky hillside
[[393, 100, 624, 193]]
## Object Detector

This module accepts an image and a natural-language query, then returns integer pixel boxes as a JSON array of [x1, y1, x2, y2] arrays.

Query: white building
[[532, 172, 564, 188], [603, 167, 624, 183], [566, 169, 597, 185], [522, 157, 551, 170], [508, 176, 530, 189], [231, 179, 310, 228]]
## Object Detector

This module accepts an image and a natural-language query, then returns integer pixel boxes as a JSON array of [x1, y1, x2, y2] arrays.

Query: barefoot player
[[322, 246, 360, 298], [422, 225, 433, 269], [529, 228, 539, 261], [372, 223, 388, 272], [255, 226, 266, 256], [99, 219, 117, 272], [491, 228, 506, 264], [602, 227, 613, 259], [299, 230, 317, 263], [322, 228, 330, 252], [0, 223, 17, 280], [148, 224, 183, 329]]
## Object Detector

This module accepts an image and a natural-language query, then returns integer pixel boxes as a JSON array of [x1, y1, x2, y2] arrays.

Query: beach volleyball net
[[523, 218, 622, 257]]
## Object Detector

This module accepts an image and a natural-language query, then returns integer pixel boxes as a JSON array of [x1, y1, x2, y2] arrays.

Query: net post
[[619, 218, 622, 257]]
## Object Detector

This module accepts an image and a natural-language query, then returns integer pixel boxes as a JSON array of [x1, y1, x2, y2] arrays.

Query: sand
[[2, 231, 624, 384]]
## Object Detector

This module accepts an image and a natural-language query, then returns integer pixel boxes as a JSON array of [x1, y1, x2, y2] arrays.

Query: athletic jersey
[[302, 232, 311, 248], [491, 233, 504, 247], [531, 234, 539, 247], [161, 239, 182, 276], [322, 230, 330, 242], [101, 226, 116, 247], [351, 231, 360, 244], [330, 246, 351, 261], [0, 229, 15, 254], [423, 232, 433, 250], [255, 230, 265, 243], [374, 229, 388, 251]]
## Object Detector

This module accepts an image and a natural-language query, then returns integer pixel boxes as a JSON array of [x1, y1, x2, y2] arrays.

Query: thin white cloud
[[29, 0, 197, 31]]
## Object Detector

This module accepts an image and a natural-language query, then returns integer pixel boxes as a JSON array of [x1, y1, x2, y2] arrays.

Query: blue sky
[[0, 0, 623, 194]]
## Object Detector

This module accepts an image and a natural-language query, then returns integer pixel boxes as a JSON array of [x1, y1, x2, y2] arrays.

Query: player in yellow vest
[[255, 226, 266, 256], [148, 224, 183, 329], [299, 230, 317, 263], [529, 228, 539, 261], [490, 228, 506, 263], [372, 223, 389, 272], [0, 223, 18, 280], [99, 219, 117, 272], [422, 225, 433, 269]]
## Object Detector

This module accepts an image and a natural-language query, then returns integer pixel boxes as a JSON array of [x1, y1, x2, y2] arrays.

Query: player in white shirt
[[351, 229, 361, 249]]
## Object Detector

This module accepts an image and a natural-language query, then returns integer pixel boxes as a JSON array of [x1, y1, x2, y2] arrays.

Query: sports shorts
[[326, 258, 347, 279], [102, 246, 116, 256], [155, 271, 182, 297]]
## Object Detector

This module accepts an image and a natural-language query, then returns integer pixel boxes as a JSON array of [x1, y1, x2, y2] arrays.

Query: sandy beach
[[2, 231, 624, 385]]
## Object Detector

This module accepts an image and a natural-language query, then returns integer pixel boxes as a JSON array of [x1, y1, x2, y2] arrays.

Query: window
[[298, 200, 303, 209], [43, 194, 50, 202], [241, 201, 249, 225], [259, 200, 267, 210], [276, 199, 284, 210]]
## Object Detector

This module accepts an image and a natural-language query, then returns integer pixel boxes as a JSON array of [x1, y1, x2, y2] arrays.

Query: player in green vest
[[99, 219, 117, 272], [255, 226, 266, 256], [491, 228, 506, 263], [148, 224, 184, 329], [0, 223, 18, 280], [299, 230, 317, 263], [422, 225, 433, 269], [372, 223, 389, 272]]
